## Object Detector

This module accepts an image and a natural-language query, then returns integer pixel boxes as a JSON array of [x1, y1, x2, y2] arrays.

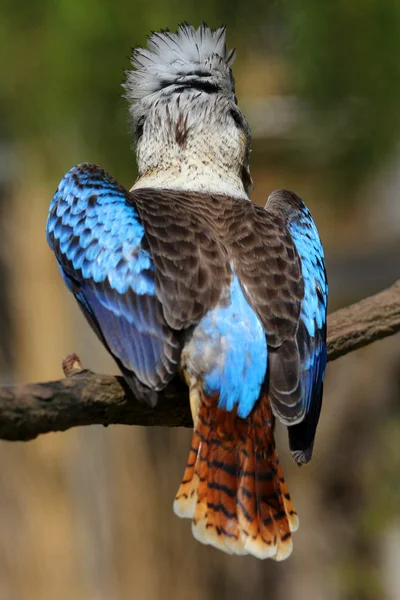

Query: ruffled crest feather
[[124, 23, 236, 102]]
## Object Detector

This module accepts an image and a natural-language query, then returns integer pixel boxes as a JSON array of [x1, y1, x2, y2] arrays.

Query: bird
[[46, 23, 327, 560]]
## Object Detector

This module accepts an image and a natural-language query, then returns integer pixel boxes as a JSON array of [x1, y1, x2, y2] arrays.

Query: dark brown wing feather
[[224, 202, 304, 347], [132, 188, 232, 330], [223, 201, 305, 418]]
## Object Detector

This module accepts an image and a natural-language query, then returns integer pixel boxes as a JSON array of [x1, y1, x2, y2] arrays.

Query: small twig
[[62, 353, 83, 377], [0, 280, 398, 442]]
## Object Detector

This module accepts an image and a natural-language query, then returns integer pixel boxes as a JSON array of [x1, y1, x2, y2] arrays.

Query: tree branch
[[1, 280, 399, 442], [326, 279, 400, 360]]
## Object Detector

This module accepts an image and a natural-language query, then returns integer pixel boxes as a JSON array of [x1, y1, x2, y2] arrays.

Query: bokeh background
[[0, 2, 399, 599]]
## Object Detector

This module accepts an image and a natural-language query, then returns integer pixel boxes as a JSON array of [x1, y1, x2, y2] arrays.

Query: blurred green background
[[0, 2, 399, 599]]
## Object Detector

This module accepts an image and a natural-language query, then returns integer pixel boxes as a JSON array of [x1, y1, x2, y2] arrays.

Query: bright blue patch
[[289, 209, 327, 337], [194, 275, 267, 419], [46, 164, 155, 297]]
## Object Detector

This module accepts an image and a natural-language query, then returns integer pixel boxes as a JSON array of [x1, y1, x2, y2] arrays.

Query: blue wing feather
[[47, 163, 181, 401], [287, 203, 327, 462], [289, 205, 327, 410]]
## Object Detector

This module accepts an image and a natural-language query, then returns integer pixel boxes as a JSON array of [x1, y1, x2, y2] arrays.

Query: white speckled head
[[124, 23, 253, 199]]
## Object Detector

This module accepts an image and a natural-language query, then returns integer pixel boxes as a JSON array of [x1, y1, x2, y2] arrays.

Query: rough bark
[[0, 280, 399, 442], [327, 279, 400, 361]]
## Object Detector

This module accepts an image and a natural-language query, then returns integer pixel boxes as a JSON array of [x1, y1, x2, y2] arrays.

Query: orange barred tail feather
[[173, 393, 299, 560]]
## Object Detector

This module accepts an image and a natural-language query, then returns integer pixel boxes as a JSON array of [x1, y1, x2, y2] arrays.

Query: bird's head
[[124, 23, 253, 199]]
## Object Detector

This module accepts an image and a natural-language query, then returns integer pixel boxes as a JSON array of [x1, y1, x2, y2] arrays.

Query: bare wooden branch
[[0, 280, 399, 442], [326, 279, 400, 360]]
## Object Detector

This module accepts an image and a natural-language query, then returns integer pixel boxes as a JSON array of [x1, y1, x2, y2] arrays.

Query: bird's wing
[[226, 200, 304, 416], [224, 192, 326, 462], [264, 190, 328, 463], [46, 163, 182, 404]]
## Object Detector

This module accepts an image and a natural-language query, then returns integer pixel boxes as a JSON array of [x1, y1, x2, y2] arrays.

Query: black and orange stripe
[[174, 393, 298, 559]]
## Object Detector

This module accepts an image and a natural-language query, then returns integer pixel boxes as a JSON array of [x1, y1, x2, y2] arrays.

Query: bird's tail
[[174, 393, 299, 560]]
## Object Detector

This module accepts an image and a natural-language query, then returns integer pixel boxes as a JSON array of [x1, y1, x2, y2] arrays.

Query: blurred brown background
[[0, 2, 399, 599]]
